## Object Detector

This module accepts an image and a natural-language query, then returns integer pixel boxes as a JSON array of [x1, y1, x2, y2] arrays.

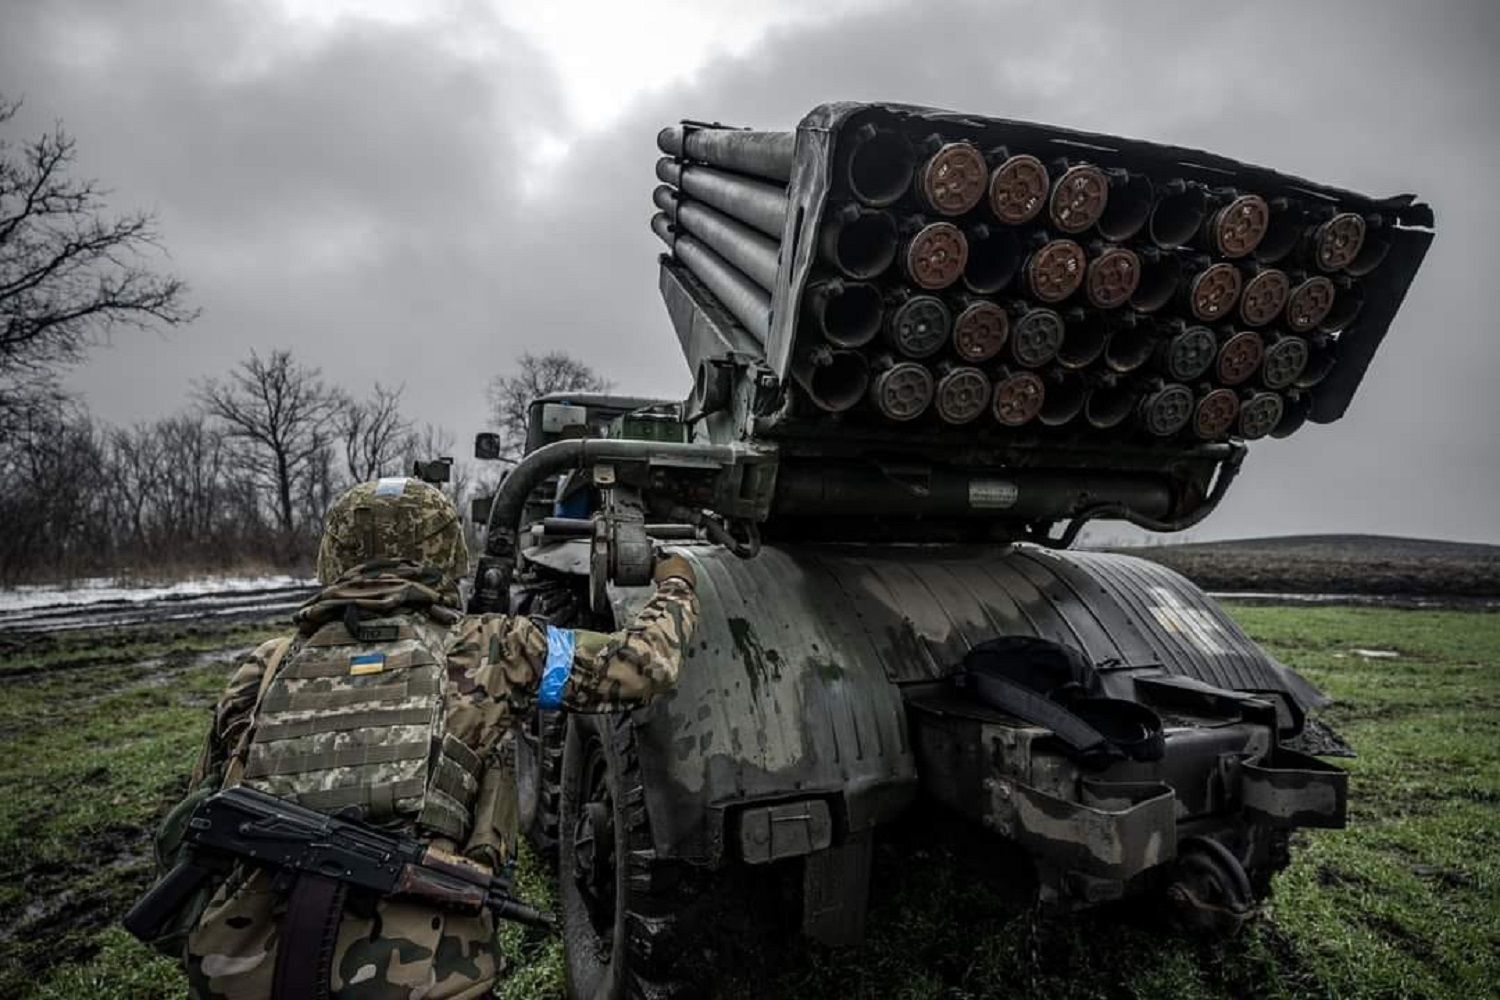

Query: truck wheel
[[559, 713, 695, 1000], [517, 706, 564, 857]]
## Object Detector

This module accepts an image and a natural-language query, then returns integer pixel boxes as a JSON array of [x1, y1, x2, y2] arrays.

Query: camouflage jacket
[[183, 560, 698, 1000]]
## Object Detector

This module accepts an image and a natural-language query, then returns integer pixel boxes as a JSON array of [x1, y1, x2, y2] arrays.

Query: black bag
[[960, 637, 1164, 768]]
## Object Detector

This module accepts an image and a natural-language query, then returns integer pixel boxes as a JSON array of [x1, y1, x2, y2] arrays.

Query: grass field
[[0, 605, 1495, 999]]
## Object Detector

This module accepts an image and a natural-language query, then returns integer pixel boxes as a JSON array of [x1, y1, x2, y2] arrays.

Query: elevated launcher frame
[[475, 102, 1431, 605]]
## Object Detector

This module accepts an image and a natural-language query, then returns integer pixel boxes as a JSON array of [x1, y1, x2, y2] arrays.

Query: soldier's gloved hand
[[652, 549, 696, 589]]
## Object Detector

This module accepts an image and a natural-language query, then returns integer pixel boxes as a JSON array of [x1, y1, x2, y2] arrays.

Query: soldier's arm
[[189, 638, 282, 787], [451, 566, 699, 717]]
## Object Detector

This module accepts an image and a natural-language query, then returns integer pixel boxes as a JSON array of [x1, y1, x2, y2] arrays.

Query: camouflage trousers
[[185, 866, 499, 999]]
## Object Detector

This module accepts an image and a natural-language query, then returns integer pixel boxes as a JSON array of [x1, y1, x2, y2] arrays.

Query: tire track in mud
[[0, 583, 316, 634]]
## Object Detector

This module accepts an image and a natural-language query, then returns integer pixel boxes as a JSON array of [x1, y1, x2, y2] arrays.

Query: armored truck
[[469, 103, 1433, 998]]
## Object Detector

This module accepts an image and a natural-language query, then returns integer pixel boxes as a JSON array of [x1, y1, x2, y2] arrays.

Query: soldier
[[168, 476, 698, 999]]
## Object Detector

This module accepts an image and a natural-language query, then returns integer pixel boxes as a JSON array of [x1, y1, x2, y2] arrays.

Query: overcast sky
[[3, 0, 1497, 543]]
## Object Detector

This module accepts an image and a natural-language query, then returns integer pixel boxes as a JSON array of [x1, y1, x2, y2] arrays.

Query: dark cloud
[[3, 0, 1497, 541]]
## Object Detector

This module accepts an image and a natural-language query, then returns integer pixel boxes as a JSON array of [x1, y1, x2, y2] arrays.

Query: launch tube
[[843, 124, 915, 207], [1038, 369, 1087, 427], [792, 345, 870, 413], [653, 186, 780, 291], [933, 362, 991, 425], [651, 213, 769, 341], [820, 204, 899, 279], [656, 126, 795, 183], [868, 355, 935, 422], [655, 159, 788, 238], [805, 279, 883, 348]]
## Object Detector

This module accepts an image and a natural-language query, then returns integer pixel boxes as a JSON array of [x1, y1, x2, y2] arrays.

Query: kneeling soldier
[[157, 477, 697, 999]]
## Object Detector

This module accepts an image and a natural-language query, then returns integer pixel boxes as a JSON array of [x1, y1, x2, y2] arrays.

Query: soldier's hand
[[652, 549, 696, 589]]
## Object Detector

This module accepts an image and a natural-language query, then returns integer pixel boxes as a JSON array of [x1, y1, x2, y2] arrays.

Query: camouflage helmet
[[317, 477, 469, 584]]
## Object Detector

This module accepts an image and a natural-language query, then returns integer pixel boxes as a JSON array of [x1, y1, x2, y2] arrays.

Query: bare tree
[[0, 96, 195, 426], [196, 349, 342, 537], [337, 382, 411, 482], [485, 351, 607, 463]]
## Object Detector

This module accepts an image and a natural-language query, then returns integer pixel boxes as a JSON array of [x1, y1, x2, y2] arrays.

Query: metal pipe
[[1130, 247, 1179, 313], [1259, 334, 1309, 390], [1138, 382, 1194, 437], [1103, 316, 1157, 374], [1215, 329, 1265, 387], [805, 278, 883, 348], [1294, 335, 1337, 389], [1238, 266, 1290, 327], [885, 293, 951, 359], [1097, 170, 1153, 242], [1193, 387, 1240, 441], [1207, 193, 1270, 259], [655, 159, 788, 238], [538, 518, 698, 540], [1085, 245, 1141, 310], [656, 125, 795, 183], [993, 368, 1046, 426], [651, 213, 769, 341], [1157, 322, 1217, 382], [1048, 161, 1109, 234], [987, 152, 1049, 225], [952, 297, 1009, 363], [1057, 310, 1107, 370], [868, 354, 934, 422], [1237, 391, 1284, 440], [1320, 277, 1364, 332], [1084, 376, 1135, 429], [1009, 304, 1066, 368], [1184, 258, 1243, 323], [933, 362, 991, 425], [820, 204, 899, 279], [1253, 197, 1305, 264], [1285, 273, 1336, 333], [793, 345, 869, 413], [773, 464, 1174, 521], [1024, 238, 1086, 303], [900, 220, 967, 290], [962, 223, 1022, 294], [915, 139, 987, 216], [1038, 369, 1087, 427], [1039, 444, 1247, 549], [474, 437, 744, 605], [1310, 211, 1366, 272], [842, 124, 915, 207], [1346, 216, 1391, 276], [1149, 180, 1207, 249], [1271, 391, 1312, 438], [653, 186, 780, 291]]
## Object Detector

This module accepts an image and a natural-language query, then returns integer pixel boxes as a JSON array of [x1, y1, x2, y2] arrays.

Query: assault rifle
[[124, 785, 552, 943]]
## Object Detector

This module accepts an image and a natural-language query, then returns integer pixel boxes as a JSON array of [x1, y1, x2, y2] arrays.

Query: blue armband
[[538, 626, 575, 709]]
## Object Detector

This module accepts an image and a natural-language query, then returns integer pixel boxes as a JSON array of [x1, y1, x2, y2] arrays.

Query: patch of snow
[[0, 575, 314, 614]]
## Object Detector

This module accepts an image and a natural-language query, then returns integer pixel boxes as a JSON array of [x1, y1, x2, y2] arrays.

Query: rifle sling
[[273, 873, 347, 1000]]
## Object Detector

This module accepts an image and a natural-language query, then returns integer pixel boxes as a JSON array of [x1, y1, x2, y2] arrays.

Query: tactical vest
[[239, 612, 481, 843]]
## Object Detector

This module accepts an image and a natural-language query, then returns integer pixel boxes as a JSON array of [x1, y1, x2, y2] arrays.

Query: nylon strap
[[252, 706, 434, 742], [222, 637, 295, 789], [272, 873, 345, 1000], [243, 740, 429, 779], [295, 777, 426, 813], [259, 674, 439, 713]]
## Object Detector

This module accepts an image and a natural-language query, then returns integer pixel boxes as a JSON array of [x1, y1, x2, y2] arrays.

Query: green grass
[[1, 606, 1495, 999]]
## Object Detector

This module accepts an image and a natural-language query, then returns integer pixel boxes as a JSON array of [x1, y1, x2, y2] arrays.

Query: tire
[[516, 706, 565, 857], [559, 713, 699, 1000]]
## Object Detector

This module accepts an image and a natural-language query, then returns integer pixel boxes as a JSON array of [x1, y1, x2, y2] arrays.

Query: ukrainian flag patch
[[349, 652, 386, 676]]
